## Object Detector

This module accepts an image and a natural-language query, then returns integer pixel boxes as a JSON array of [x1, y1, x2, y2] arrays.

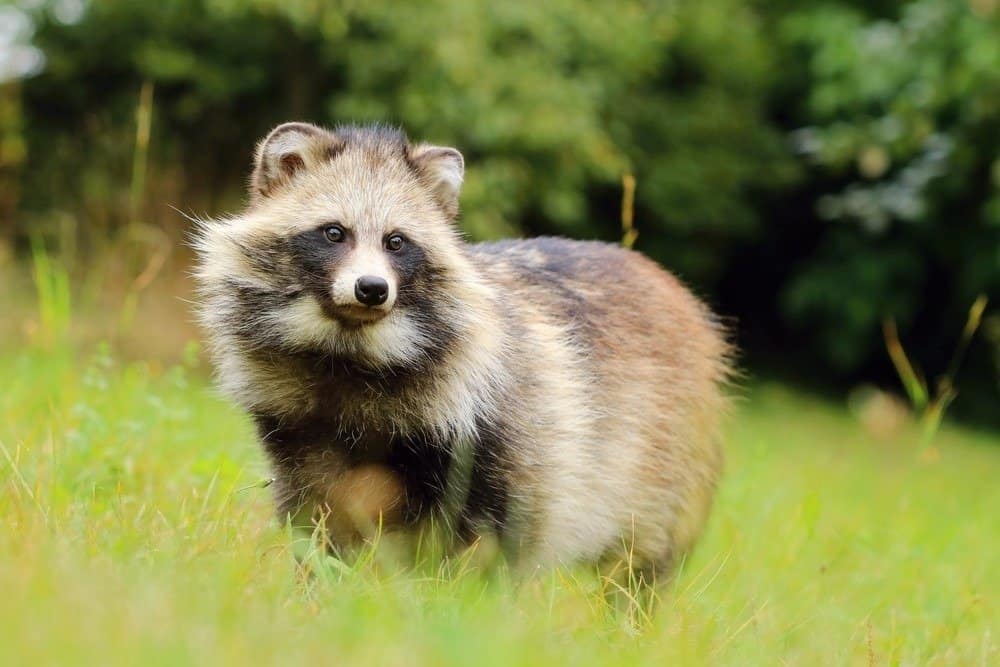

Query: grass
[[1, 319, 998, 665]]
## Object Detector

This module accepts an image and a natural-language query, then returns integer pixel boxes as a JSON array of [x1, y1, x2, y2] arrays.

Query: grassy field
[[1, 328, 998, 665]]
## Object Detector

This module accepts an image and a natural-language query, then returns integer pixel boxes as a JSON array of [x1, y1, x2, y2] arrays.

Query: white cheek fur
[[271, 296, 340, 349], [335, 309, 431, 367], [271, 294, 425, 367]]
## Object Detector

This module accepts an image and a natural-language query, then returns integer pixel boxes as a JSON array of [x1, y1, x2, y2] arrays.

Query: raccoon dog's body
[[195, 123, 730, 577]]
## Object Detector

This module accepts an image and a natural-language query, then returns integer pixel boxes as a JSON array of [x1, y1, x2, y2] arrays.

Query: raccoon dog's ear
[[250, 122, 342, 202], [408, 144, 465, 218]]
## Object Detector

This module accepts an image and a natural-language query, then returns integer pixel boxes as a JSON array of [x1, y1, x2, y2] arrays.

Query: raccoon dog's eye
[[385, 234, 405, 252], [323, 224, 345, 243]]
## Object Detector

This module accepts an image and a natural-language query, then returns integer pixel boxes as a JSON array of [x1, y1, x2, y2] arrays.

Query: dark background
[[1, 0, 997, 424]]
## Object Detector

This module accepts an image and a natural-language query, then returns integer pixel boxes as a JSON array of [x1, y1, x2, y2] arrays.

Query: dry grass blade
[[885, 295, 989, 446], [882, 318, 927, 411], [945, 295, 988, 381], [0, 440, 48, 523], [620, 173, 638, 249], [128, 81, 155, 225]]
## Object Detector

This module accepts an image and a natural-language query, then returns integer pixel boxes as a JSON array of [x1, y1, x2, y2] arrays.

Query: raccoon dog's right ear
[[250, 122, 342, 203]]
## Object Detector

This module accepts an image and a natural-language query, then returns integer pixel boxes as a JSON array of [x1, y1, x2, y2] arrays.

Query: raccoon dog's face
[[194, 123, 470, 368]]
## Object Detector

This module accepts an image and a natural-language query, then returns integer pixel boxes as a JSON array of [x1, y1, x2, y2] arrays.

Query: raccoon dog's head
[[194, 123, 476, 369]]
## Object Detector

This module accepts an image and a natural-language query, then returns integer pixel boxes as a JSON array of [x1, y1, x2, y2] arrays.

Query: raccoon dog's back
[[463, 236, 730, 571], [194, 122, 731, 578]]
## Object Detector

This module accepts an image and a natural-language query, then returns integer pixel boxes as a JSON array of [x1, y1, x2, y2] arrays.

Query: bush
[[771, 0, 999, 413]]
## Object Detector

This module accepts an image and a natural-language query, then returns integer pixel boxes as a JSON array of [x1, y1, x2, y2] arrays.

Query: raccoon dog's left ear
[[409, 144, 465, 218]]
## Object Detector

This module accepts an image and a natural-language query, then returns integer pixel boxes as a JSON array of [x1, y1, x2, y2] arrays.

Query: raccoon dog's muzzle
[[325, 246, 398, 326]]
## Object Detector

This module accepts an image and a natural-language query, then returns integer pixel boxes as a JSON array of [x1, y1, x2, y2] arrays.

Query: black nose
[[354, 275, 389, 306]]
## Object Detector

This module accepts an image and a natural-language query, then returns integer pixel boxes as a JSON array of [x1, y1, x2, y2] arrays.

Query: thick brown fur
[[193, 122, 732, 577]]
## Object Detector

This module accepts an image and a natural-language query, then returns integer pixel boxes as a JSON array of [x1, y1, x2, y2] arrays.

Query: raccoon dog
[[194, 122, 730, 580]]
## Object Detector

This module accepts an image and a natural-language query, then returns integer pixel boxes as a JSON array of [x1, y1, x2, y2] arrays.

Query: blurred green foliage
[[779, 0, 1000, 373], [1, 0, 998, 419]]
